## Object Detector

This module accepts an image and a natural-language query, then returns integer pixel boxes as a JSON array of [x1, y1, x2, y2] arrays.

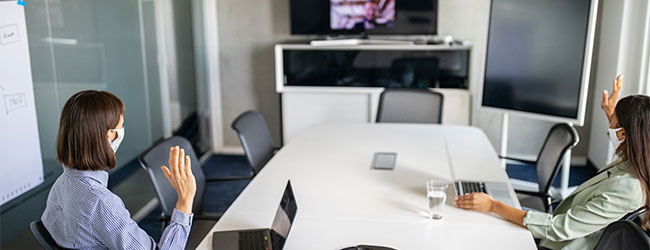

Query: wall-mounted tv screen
[[481, 0, 595, 125], [290, 0, 438, 35]]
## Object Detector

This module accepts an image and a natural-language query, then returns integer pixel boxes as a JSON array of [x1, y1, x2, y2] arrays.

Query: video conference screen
[[482, 0, 592, 119], [330, 0, 395, 30], [291, 0, 438, 35]]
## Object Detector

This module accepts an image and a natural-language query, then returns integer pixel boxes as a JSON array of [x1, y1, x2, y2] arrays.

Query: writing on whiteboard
[[4, 92, 27, 114], [0, 24, 20, 45]]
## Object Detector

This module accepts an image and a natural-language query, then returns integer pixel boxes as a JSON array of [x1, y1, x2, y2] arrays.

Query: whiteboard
[[0, 1, 44, 206]]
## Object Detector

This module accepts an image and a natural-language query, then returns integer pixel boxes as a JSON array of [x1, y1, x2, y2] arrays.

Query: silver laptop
[[212, 181, 297, 250], [444, 138, 517, 208]]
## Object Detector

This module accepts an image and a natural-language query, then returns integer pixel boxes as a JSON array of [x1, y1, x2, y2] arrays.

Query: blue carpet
[[506, 162, 598, 187], [138, 154, 251, 241]]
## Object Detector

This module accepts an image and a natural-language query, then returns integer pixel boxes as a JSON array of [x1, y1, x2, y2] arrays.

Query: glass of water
[[426, 181, 448, 219]]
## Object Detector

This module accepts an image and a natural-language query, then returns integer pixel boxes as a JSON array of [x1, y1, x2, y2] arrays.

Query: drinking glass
[[426, 181, 448, 219]]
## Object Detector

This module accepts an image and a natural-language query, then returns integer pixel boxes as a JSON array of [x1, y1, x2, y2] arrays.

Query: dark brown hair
[[615, 95, 650, 227], [56, 90, 125, 171]]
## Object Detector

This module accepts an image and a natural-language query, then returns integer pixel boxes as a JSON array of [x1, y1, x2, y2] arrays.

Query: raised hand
[[601, 74, 623, 122], [161, 146, 197, 214]]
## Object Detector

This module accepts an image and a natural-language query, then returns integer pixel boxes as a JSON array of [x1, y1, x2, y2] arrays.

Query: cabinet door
[[282, 92, 372, 143]]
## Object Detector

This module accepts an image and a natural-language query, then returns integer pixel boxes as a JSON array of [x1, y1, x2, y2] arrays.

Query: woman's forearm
[[491, 200, 527, 227], [175, 198, 193, 215]]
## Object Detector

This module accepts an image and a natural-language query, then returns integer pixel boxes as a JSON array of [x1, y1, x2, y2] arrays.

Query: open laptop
[[444, 138, 517, 208], [213, 180, 298, 250]]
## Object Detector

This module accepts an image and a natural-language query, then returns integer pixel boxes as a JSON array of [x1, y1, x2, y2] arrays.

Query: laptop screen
[[270, 181, 298, 249]]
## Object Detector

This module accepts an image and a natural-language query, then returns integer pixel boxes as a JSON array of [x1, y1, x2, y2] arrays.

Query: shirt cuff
[[170, 208, 193, 227], [523, 210, 553, 226]]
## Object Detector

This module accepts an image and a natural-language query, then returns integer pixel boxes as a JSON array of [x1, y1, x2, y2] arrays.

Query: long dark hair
[[615, 95, 650, 227], [56, 90, 124, 171]]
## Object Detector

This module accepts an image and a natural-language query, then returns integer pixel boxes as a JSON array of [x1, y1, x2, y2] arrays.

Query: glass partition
[[0, 0, 164, 244]]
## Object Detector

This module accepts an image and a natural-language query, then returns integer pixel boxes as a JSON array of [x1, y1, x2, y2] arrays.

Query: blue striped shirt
[[42, 167, 193, 249]]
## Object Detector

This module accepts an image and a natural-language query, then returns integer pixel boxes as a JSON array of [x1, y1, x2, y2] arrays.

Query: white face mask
[[110, 127, 125, 153], [608, 127, 624, 149]]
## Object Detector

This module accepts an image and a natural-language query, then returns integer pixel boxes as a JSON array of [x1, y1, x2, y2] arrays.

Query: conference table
[[197, 123, 537, 249]]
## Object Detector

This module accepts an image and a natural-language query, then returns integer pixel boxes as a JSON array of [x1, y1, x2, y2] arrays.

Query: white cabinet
[[280, 87, 471, 143], [276, 44, 473, 143]]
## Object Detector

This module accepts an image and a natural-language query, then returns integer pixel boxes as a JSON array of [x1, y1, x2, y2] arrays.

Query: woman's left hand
[[455, 192, 496, 213], [601, 74, 623, 121]]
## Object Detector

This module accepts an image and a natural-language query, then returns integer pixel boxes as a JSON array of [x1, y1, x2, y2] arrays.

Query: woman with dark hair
[[456, 74, 648, 250], [42, 90, 196, 249]]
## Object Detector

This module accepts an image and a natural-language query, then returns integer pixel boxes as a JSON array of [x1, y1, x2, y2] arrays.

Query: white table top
[[197, 123, 536, 250]]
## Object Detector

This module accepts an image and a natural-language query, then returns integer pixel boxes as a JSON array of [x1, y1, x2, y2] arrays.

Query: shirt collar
[[63, 166, 109, 187]]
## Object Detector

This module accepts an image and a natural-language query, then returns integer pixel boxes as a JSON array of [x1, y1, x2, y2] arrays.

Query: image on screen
[[330, 0, 395, 30], [482, 0, 592, 119], [290, 0, 437, 35]]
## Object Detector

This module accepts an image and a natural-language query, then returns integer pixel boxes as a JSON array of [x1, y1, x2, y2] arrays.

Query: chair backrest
[[139, 136, 206, 216], [30, 221, 63, 250], [593, 220, 650, 250], [535, 123, 579, 194], [376, 88, 443, 124], [231, 111, 275, 174]]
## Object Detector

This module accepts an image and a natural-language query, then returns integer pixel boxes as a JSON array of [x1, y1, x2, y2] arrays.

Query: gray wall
[[216, 0, 293, 147]]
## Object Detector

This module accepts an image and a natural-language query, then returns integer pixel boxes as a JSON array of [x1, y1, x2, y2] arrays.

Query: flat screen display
[[482, 0, 592, 120], [291, 0, 437, 35]]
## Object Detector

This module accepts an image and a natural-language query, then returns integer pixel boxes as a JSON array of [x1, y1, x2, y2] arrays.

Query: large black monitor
[[290, 0, 438, 35], [481, 0, 597, 125]]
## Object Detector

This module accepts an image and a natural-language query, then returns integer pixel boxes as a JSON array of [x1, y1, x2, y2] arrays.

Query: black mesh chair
[[30, 221, 63, 250], [509, 123, 579, 213], [232, 111, 278, 175], [593, 220, 650, 250], [376, 88, 443, 124], [139, 136, 240, 249]]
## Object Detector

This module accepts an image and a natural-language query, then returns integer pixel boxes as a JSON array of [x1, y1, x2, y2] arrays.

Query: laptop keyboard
[[239, 230, 267, 250], [459, 181, 487, 195]]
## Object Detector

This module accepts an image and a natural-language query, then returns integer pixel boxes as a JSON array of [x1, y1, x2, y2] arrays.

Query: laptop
[[212, 181, 298, 250], [444, 138, 517, 208]]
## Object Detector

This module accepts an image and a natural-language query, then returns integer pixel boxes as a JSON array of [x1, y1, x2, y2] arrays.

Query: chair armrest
[[158, 213, 223, 222], [514, 189, 549, 198], [500, 156, 537, 165], [205, 175, 253, 182], [158, 215, 171, 222], [193, 213, 223, 221]]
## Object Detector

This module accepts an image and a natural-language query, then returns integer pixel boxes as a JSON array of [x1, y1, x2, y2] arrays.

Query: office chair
[[621, 206, 649, 227], [375, 88, 443, 124], [30, 221, 63, 250], [140, 136, 249, 249], [232, 110, 278, 175], [593, 220, 650, 250], [509, 123, 579, 213]]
